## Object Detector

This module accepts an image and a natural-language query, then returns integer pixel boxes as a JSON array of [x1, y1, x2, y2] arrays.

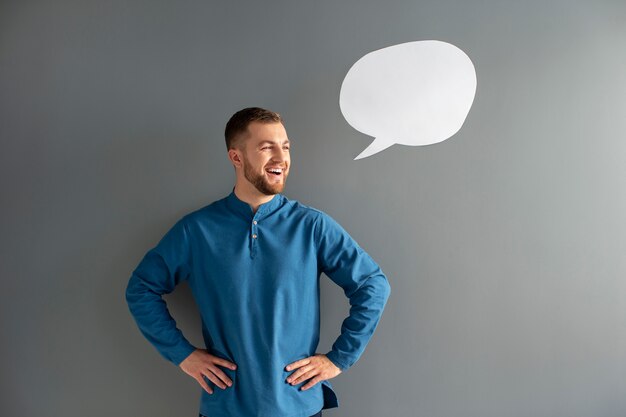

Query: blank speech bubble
[[340, 40, 477, 160]]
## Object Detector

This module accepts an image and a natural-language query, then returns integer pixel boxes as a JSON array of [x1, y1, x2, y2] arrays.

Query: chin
[[265, 183, 285, 195], [269, 186, 285, 195]]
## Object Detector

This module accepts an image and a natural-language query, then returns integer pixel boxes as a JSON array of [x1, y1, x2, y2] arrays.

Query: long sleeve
[[315, 212, 391, 372], [125, 218, 196, 365]]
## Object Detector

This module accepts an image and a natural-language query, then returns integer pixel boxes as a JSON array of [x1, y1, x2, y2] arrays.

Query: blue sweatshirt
[[125, 190, 391, 417]]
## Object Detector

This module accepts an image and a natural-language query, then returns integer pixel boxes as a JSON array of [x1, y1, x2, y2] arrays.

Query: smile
[[265, 167, 284, 177]]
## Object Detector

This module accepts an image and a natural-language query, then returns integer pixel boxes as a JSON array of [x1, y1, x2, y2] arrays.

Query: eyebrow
[[258, 140, 290, 146]]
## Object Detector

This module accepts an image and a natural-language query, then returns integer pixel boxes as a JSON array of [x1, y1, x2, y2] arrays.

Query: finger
[[195, 375, 213, 395], [202, 370, 228, 390], [285, 358, 311, 371], [212, 357, 238, 370], [287, 364, 314, 383], [291, 368, 319, 385], [301, 376, 323, 391], [209, 366, 233, 387]]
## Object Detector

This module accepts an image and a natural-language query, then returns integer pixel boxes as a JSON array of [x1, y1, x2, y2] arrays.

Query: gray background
[[2, 0, 625, 416]]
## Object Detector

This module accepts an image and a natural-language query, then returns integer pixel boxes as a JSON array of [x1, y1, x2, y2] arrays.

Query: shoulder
[[281, 195, 331, 221], [281, 195, 346, 234], [174, 195, 230, 228]]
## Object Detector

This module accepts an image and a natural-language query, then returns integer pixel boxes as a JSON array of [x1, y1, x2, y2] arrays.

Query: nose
[[271, 147, 289, 163]]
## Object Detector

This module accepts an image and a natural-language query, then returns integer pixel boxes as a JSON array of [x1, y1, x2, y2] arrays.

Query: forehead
[[245, 121, 289, 145]]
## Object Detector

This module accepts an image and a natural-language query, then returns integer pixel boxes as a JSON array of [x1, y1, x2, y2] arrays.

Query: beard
[[242, 154, 287, 196]]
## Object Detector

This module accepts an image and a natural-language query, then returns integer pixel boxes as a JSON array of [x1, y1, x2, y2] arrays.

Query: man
[[126, 107, 391, 417]]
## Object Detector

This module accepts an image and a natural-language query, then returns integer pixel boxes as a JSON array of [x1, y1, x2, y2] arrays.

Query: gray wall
[[2, 0, 626, 416]]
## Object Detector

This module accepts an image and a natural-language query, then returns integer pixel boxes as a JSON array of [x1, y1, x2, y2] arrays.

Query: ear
[[228, 148, 243, 168]]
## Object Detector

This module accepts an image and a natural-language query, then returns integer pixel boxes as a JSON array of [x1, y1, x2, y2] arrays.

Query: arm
[[285, 212, 391, 390], [125, 218, 238, 394], [316, 211, 391, 371], [125, 218, 196, 365]]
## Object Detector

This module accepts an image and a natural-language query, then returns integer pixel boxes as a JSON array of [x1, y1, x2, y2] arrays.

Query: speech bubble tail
[[354, 138, 394, 160]]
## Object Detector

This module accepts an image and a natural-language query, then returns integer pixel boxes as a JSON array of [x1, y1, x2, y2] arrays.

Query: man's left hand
[[285, 354, 342, 391]]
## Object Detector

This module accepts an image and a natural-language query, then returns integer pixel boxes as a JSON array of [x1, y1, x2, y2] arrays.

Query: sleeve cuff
[[325, 351, 351, 372], [169, 341, 197, 366]]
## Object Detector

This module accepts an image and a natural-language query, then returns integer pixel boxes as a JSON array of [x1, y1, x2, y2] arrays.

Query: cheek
[[253, 157, 267, 169]]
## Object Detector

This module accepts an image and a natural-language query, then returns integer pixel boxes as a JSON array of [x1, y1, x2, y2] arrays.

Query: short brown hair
[[225, 107, 283, 150]]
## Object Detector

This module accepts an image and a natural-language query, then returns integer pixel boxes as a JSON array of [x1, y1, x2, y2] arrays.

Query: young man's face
[[239, 121, 291, 195]]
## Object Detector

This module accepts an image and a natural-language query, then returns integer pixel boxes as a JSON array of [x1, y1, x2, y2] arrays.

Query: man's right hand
[[179, 349, 237, 394]]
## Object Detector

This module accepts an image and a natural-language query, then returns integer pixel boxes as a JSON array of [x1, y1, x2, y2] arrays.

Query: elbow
[[125, 276, 138, 308], [381, 275, 391, 303], [365, 271, 390, 306], [125, 273, 148, 307], [125, 279, 134, 304]]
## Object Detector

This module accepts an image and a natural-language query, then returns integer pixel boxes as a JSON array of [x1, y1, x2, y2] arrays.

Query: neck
[[233, 181, 276, 214]]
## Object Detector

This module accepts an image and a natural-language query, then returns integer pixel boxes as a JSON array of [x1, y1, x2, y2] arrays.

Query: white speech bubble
[[340, 40, 477, 160]]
